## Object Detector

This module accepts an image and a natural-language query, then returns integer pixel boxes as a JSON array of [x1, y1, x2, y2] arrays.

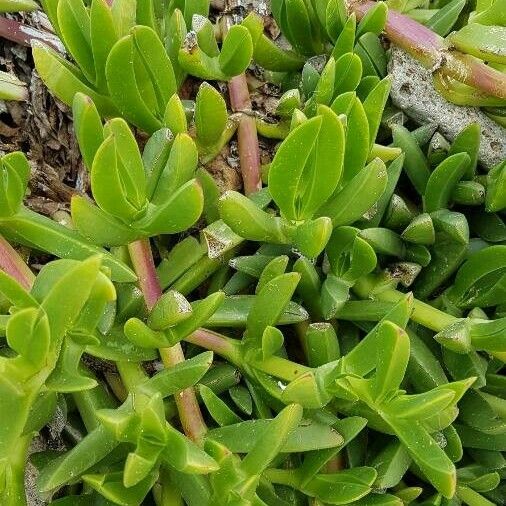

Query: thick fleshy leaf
[[0, 207, 136, 282], [71, 195, 142, 247], [318, 158, 387, 226], [247, 272, 300, 342], [72, 93, 103, 171], [195, 83, 228, 148], [134, 179, 203, 235], [91, 136, 145, 221], [423, 153, 470, 213], [219, 25, 253, 77], [33, 43, 117, 117], [105, 32, 162, 133], [269, 107, 344, 220]]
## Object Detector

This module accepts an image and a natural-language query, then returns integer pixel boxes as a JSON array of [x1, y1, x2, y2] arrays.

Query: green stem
[[117, 360, 148, 392], [171, 250, 235, 296], [4, 434, 31, 506], [250, 355, 310, 382], [186, 328, 309, 382], [353, 276, 457, 332], [375, 289, 458, 332]]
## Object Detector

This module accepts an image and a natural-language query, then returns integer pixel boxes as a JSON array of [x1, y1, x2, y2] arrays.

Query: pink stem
[[128, 238, 207, 442], [0, 17, 62, 52], [0, 234, 34, 290], [227, 56, 262, 195], [350, 0, 506, 99], [128, 239, 162, 310], [187, 328, 239, 362]]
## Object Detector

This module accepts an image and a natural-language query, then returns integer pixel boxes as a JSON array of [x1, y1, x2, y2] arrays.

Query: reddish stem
[[187, 328, 239, 362], [0, 17, 63, 52], [350, 0, 506, 100], [226, 45, 262, 195], [0, 234, 34, 289], [128, 240, 162, 310], [128, 238, 207, 443]]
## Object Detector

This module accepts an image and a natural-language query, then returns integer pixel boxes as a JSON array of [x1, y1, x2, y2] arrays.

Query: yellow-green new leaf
[[134, 179, 203, 235], [269, 107, 344, 221]]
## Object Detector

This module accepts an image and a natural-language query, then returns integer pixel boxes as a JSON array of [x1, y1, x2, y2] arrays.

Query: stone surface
[[389, 47, 506, 170]]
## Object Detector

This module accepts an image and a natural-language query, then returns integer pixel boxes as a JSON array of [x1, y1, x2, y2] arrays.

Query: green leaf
[[72, 93, 103, 171], [103, 118, 146, 208], [392, 124, 430, 195], [36, 257, 104, 342], [170, 291, 225, 342], [321, 275, 350, 320], [38, 426, 119, 492], [304, 323, 341, 367], [332, 14, 356, 59], [303, 467, 377, 504], [105, 32, 161, 133], [486, 160, 506, 212], [163, 94, 188, 136], [451, 24, 506, 64], [370, 440, 411, 489], [269, 107, 345, 220], [0, 152, 29, 217], [0, 0, 37, 12], [148, 290, 192, 331], [150, 133, 199, 206], [359, 228, 405, 258], [425, 0, 466, 36], [423, 153, 470, 213], [205, 294, 308, 328], [6, 307, 49, 368], [447, 245, 506, 308], [134, 179, 203, 235], [243, 407, 309, 473], [0, 207, 136, 282], [384, 389, 456, 420], [219, 25, 253, 77], [356, 0, 388, 37], [0, 269, 36, 308], [341, 95, 370, 182], [200, 384, 242, 426], [294, 217, 333, 258], [247, 272, 300, 342], [284, 0, 318, 55], [318, 158, 387, 226], [261, 325, 284, 360], [218, 191, 292, 244], [334, 52, 363, 96], [242, 12, 304, 72], [71, 195, 142, 247], [141, 351, 214, 398], [363, 77, 391, 149], [89, 0, 118, 93], [195, 83, 228, 148], [83, 470, 157, 506], [57, 0, 94, 83], [32, 43, 117, 117], [384, 417, 456, 498], [401, 213, 435, 245], [373, 321, 410, 401], [91, 135, 144, 221]]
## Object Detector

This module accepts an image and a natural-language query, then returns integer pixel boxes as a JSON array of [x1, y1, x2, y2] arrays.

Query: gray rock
[[389, 47, 506, 170]]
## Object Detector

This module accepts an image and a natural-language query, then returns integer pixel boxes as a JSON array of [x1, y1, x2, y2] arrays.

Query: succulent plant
[[0, 0, 504, 505]]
